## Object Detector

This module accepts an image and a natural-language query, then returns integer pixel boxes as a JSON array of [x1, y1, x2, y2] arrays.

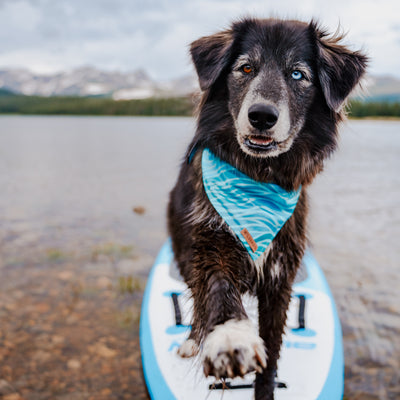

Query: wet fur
[[168, 18, 367, 399]]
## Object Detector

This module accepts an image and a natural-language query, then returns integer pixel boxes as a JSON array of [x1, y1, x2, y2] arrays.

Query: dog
[[167, 17, 367, 399]]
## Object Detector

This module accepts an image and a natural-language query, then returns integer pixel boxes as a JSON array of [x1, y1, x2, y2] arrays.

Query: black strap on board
[[209, 382, 254, 390], [171, 292, 182, 326], [209, 380, 287, 390], [298, 295, 306, 329]]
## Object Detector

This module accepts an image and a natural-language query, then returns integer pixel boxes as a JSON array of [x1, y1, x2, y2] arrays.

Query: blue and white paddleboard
[[140, 240, 344, 399]]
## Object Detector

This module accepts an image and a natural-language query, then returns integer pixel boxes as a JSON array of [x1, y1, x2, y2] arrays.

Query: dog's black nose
[[248, 104, 279, 130]]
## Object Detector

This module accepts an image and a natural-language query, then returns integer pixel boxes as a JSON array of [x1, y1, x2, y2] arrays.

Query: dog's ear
[[311, 22, 368, 112], [190, 30, 234, 91]]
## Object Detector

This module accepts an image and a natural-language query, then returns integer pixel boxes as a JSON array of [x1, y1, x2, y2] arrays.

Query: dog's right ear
[[190, 30, 234, 91]]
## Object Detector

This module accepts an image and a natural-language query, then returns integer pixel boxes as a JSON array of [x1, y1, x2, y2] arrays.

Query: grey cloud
[[1, 0, 400, 79]]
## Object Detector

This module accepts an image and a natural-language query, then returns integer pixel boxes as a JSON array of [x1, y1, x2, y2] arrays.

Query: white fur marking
[[252, 242, 273, 281], [275, 101, 291, 141], [271, 260, 281, 280], [235, 74, 264, 138], [178, 338, 199, 358], [186, 196, 225, 230]]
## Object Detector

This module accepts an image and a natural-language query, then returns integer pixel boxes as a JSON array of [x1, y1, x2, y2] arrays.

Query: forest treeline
[[0, 90, 399, 118], [347, 100, 400, 118], [0, 91, 194, 116]]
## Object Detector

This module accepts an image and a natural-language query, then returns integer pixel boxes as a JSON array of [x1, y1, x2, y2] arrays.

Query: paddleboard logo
[[241, 228, 258, 253]]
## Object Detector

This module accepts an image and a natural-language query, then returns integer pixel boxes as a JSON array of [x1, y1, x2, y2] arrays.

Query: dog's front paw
[[177, 338, 199, 358], [202, 319, 267, 379]]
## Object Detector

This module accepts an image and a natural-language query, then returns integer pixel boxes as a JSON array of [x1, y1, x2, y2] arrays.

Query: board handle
[[171, 292, 182, 326], [298, 294, 306, 329]]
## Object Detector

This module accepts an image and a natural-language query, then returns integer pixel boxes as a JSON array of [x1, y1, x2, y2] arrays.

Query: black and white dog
[[168, 18, 367, 399]]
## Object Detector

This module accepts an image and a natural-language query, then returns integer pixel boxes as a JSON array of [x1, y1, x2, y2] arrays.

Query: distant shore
[[1, 91, 400, 119]]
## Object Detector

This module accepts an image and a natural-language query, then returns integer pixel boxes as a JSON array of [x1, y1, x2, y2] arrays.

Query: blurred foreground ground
[[0, 117, 399, 400]]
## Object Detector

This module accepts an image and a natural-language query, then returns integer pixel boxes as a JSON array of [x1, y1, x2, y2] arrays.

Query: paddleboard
[[140, 240, 344, 399]]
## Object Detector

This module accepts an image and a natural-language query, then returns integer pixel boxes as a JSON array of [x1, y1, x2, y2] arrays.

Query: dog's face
[[227, 21, 316, 158], [190, 19, 367, 159]]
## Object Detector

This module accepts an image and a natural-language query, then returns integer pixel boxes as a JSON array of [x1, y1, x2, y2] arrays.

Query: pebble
[[35, 303, 50, 313], [90, 343, 117, 358], [100, 388, 112, 396], [67, 359, 81, 370], [96, 276, 112, 289], [132, 206, 146, 215], [32, 350, 51, 363], [58, 271, 74, 280], [51, 335, 65, 345]]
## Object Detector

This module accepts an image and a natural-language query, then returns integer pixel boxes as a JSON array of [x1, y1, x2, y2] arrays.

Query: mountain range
[[0, 66, 399, 102], [0, 67, 198, 99]]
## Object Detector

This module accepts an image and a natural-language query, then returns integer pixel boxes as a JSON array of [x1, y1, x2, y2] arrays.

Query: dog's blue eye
[[291, 70, 303, 80]]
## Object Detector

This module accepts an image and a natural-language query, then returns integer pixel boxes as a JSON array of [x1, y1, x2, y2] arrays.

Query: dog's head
[[190, 18, 367, 159]]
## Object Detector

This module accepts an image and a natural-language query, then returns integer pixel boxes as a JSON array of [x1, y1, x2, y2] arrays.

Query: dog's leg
[[187, 247, 267, 379], [255, 283, 292, 400]]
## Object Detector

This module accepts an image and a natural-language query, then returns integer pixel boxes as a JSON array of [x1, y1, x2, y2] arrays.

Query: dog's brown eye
[[242, 65, 253, 74]]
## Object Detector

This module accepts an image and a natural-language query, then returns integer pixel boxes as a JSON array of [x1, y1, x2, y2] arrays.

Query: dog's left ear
[[310, 22, 368, 112], [190, 30, 234, 91]]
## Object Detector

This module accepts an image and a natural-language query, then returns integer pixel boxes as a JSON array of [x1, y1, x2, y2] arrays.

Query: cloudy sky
[[1, 0, 399, 80]]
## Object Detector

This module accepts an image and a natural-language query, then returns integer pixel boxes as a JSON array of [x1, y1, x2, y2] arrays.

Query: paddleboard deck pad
[[140, 240, 344, 399]]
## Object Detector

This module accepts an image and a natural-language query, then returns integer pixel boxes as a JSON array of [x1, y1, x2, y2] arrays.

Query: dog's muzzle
[[245, 103, 280, 151]]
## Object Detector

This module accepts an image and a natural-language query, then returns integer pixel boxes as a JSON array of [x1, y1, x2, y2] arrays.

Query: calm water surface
[[0, 116, 399, 399]]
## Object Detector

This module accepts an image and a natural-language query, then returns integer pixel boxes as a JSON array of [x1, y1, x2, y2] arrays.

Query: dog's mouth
[[245, 135, 278, 152]]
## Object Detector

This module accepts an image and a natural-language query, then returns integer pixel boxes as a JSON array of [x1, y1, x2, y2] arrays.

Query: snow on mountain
[[0, 67, 198, 99], [112, 88, 156, 100]]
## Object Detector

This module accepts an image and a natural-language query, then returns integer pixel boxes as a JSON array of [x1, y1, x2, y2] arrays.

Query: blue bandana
[[201, 148, 301, 260]]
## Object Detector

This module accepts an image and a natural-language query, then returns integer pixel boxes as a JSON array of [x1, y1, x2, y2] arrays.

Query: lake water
[[0, 116, 399, 399]]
